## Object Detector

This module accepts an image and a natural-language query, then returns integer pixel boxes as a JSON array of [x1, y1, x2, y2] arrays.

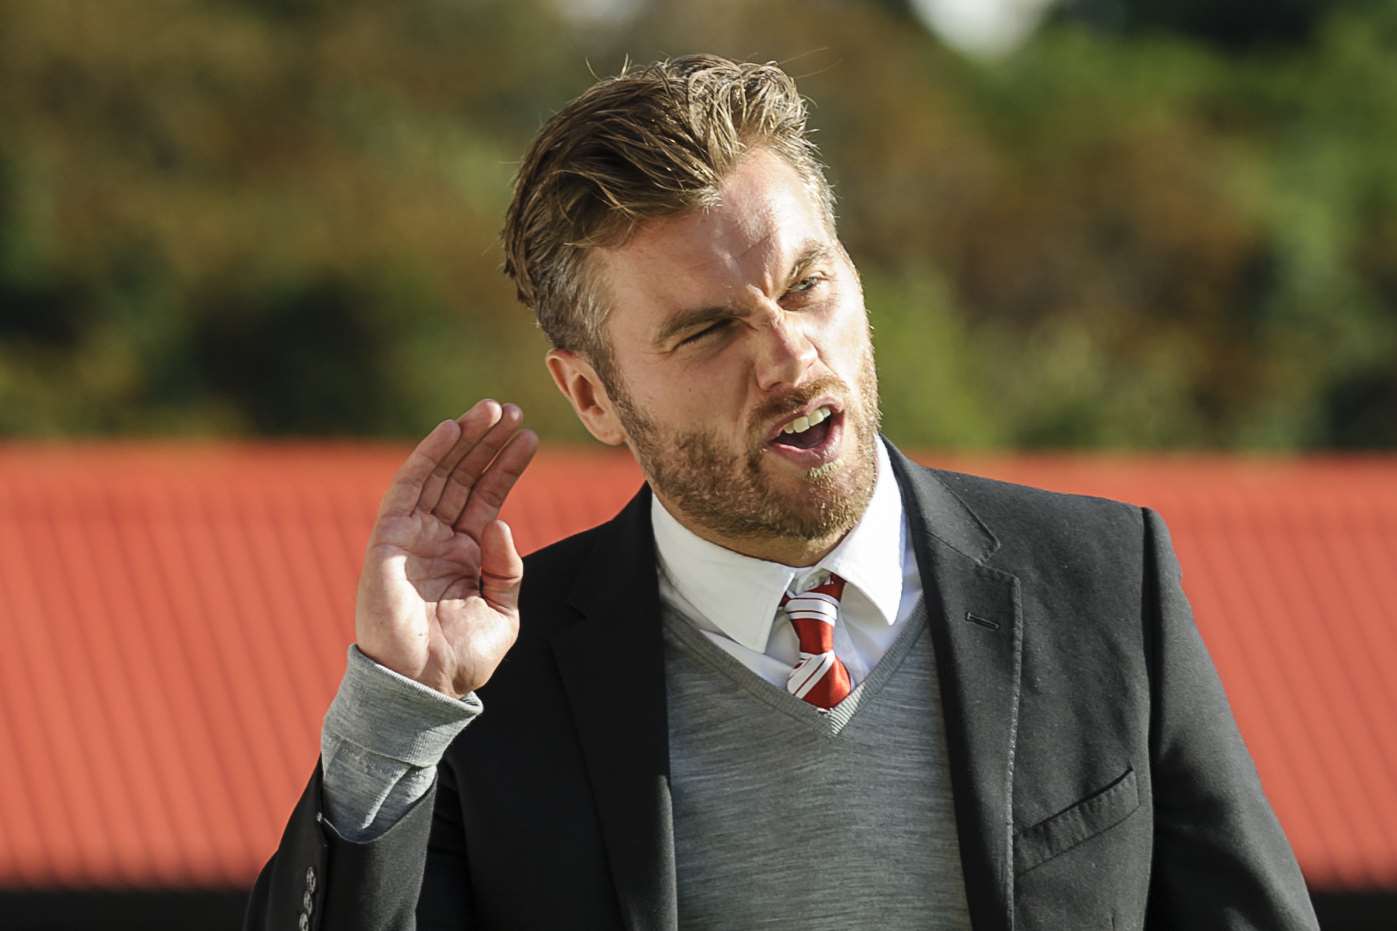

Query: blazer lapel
[[888, 443, 1023, 931], [550, 486, 679, 931]]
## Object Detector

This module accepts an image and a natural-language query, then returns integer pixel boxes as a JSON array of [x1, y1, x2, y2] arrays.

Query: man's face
[[590, 147, 881, 562]]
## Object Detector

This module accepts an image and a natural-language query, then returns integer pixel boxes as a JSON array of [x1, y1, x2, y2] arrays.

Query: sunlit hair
[[501, 54, 836, 377]]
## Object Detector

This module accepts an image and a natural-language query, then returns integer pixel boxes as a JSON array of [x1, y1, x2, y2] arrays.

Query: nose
[[752, 307, 818, 392]]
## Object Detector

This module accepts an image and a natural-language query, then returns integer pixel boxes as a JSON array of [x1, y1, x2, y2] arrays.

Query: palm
[[356, 402, 538, 698]]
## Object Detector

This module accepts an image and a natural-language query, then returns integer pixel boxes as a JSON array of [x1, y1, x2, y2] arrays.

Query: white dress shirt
[[651, 439, 924, 690]]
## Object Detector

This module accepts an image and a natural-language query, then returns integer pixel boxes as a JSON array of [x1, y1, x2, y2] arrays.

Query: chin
[[759, 450, 875, 539]]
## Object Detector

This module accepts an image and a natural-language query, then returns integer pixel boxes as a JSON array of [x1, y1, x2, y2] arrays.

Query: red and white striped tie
[[781, 573, 853, 710]]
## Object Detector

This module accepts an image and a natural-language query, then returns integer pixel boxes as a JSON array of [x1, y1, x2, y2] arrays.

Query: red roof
[[0, 444, 1393, 891]]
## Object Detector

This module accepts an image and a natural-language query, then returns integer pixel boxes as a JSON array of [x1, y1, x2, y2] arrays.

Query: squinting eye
[[788, 276, 824, 295], [680, 322, 725, 345]]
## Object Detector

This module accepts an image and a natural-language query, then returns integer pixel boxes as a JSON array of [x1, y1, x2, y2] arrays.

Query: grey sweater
[[662, 598, 971, 929]]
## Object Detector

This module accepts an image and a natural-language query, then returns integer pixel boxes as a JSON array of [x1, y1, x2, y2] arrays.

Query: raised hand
[[355, 401, 539, 699]]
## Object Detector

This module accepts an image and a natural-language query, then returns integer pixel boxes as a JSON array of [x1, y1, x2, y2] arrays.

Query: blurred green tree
[[0, 0, 1392, 448]]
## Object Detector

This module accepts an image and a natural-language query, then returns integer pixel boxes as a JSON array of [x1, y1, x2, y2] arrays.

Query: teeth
[[781, 406, 831, 435]]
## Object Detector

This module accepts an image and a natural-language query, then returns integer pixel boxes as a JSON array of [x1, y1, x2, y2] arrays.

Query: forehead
[[595, 149, 831, 326]]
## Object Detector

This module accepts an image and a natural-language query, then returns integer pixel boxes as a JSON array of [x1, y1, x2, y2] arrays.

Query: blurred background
[[3, 0, 1396, 450], [2, 0, 1395, 928]]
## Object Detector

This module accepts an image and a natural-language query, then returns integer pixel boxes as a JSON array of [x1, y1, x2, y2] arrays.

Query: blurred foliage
[[0, 0, 1394, 448], [1053, 0, 1341, 49]]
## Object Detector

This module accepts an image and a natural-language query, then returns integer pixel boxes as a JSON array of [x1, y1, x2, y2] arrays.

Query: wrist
[[326, 645, 482, 766]]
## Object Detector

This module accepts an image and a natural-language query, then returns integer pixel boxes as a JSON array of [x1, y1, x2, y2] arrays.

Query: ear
[[545, 348, 627, 446]]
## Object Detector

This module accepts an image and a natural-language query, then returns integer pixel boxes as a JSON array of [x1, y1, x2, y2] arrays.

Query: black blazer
[[245, 443, 1319, 930]]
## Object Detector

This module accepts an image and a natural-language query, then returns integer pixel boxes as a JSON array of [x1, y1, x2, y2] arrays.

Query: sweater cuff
[[323, 645, 482, 768]]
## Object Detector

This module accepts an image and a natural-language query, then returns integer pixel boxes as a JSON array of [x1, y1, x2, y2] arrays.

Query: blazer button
[[305, 866, 317, 893], [303, 891, 314, 914], [298, 912, 309, 931]]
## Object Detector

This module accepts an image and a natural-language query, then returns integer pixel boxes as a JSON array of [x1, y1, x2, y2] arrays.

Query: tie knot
[[780, 573, 852, 708], [781, 573, 846, 655]]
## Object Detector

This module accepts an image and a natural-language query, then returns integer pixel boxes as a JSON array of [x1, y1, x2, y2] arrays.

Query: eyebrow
[[651, 240, 836, 348], [788, 241, 834, 285]]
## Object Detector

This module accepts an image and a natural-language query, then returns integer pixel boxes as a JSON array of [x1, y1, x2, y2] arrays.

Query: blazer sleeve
[[242, 761, 471, 931], [1141, 508, 1319, 929]]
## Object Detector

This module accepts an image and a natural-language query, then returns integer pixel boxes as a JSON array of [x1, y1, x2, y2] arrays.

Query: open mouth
[[767, 405, 843, 467], [772, 405, 834, 451]]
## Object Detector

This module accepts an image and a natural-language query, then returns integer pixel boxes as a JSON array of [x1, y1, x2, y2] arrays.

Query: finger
[[455, 427, 539, 540], [376, 419, 462, 518], [416, 400, 503, 516], [479, 519, 524, 615], [433, 403, 525, 525]]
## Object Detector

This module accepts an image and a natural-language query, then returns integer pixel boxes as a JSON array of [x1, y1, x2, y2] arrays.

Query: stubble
[[607, 344, 882, 548]]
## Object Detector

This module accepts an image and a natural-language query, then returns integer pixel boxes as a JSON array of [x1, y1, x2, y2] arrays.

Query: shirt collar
[[650, 439, 907, 653]]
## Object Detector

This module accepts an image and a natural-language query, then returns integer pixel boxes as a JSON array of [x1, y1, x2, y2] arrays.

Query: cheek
[[632, 369, 743, 425], [673, 349, 760, 406], [821, 300, 871, 371]]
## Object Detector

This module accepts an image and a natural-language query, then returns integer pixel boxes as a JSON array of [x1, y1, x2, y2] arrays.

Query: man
[[245, 56, 1318, 930]]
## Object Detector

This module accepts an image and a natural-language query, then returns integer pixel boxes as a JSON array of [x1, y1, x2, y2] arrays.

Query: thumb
[[479, 519, 524, 614]]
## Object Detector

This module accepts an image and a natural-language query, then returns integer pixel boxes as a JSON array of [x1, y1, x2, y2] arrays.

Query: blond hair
[[501, 55, 835, 374]]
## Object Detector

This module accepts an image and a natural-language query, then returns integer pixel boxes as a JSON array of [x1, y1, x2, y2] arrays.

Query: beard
[[606, 342, 882, 548]]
